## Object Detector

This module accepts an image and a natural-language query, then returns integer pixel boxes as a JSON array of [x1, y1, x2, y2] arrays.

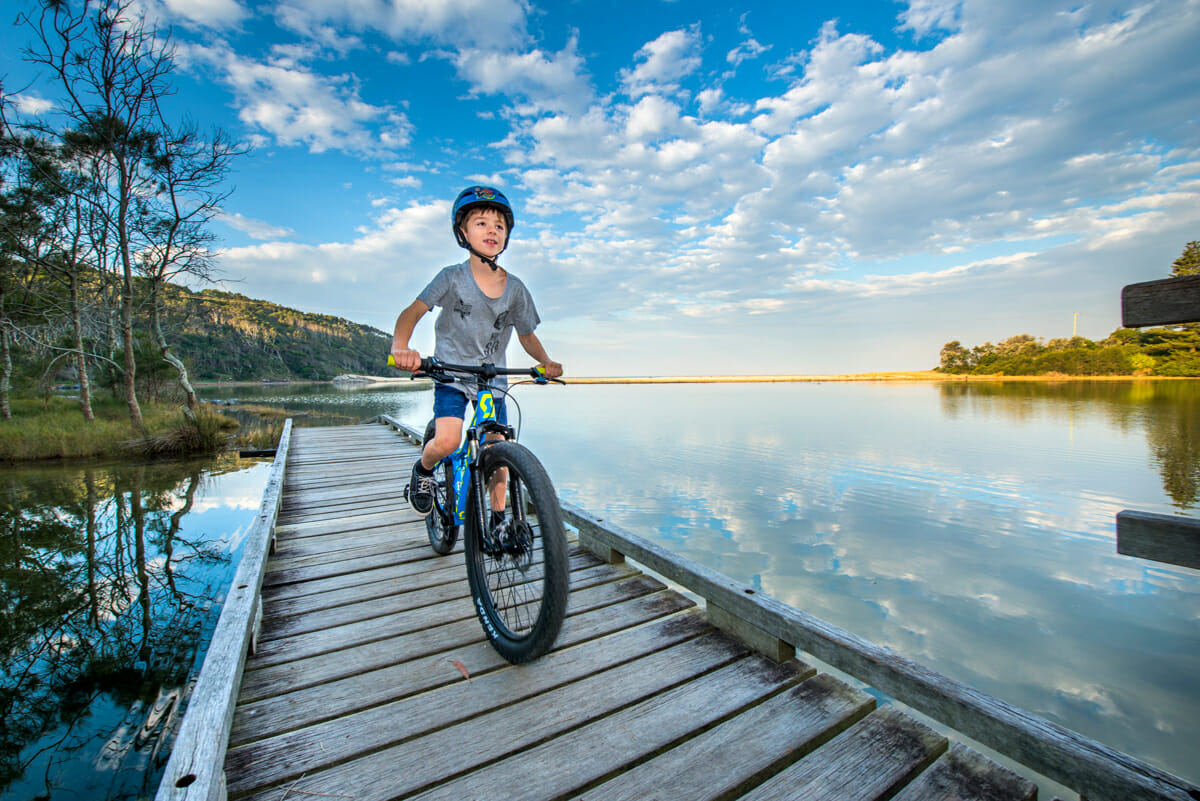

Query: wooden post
[[1117, 510, 1200, 570], [1121, 274, 1200, 327]]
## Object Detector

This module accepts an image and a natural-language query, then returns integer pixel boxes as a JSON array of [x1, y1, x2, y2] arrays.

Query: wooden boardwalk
[[220, 423, 1041, 801]]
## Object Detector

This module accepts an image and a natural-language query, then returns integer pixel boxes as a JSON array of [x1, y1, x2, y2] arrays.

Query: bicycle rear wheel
[[421, 420, 460, 555], [465, 440, 568, 663]]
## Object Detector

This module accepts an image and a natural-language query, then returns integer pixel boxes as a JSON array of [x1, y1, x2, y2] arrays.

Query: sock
[[414, 461, 433, 476], [491, 510, 506, 527]]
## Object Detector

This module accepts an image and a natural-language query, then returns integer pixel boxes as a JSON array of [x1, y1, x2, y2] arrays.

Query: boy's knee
[[431, 428, 461, 455]]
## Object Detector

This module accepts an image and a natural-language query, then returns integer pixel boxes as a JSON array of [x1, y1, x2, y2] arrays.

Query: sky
[[3, 0, 1199, 376]]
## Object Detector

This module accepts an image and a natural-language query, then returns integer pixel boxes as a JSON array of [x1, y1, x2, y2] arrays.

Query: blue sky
[[4, 0, 1199, 376]]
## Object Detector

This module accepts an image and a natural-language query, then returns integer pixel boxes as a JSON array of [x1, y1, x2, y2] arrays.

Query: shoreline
[[305, 371, 1196, 386]]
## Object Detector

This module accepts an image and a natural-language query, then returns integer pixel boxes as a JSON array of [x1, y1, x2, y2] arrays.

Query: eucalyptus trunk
[[70, 275, 95, 422], [0, 325, 11, 421], [120, 267, 143, 433], [117, 153, 144, 435]]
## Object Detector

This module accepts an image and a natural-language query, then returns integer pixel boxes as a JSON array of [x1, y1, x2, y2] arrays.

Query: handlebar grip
[[387, 354, 437, 374]]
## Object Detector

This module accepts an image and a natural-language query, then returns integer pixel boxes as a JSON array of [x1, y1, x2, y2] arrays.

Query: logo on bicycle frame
[[478, 392, 496, 421]]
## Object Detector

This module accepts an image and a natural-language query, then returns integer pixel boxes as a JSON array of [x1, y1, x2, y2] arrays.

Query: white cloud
[[726, 14, 770, 68], [11, 93, 54, 116], [161, 0, 248, 28], [620, 26, 704, 97], [274, 0, 530, 50], [451, 35, 592, 115], [219, 211, 295, 241], [180, 42, 412, 154]]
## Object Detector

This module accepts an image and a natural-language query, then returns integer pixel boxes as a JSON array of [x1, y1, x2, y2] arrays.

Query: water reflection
[[938, 380, 1200, 509], [0, 456, 267, 800]]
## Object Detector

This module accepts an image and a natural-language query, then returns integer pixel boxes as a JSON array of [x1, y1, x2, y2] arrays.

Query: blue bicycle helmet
[[452, 186, 515, 271]]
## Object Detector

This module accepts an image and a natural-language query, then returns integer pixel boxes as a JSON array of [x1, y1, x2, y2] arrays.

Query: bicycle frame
[[439, 382, 512, 529]]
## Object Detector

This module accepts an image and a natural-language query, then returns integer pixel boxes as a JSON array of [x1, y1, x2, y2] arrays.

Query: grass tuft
[[0, 395, 239, 462]]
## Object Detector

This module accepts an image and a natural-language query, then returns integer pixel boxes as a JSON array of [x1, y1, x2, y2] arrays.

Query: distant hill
[[159, 283, 390, 381]]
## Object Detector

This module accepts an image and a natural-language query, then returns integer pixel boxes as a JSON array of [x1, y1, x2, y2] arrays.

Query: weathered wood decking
[[215, 422, 1039, 801], [156, 420, 1200, 801]]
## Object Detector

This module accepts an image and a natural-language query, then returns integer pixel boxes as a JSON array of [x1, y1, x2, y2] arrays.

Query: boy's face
[[459, 208, 509, 259]]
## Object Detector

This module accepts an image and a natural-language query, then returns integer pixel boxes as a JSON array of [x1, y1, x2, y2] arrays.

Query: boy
[[391, 185, 563, 530]]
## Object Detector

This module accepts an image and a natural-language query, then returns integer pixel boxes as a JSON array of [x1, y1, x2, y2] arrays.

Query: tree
[[7, 0, 240, 432], [937, 340, 972, 373], [16, 0, 183, 433], [1171, 240, 1200, 277]]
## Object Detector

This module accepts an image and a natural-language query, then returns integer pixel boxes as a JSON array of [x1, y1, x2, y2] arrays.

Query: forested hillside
[[159, 284, 390, 381]]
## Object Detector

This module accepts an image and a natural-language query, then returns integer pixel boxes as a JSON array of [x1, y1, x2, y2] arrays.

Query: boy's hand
[[391, 347, 422, 373], [540, 360, 563, 379]]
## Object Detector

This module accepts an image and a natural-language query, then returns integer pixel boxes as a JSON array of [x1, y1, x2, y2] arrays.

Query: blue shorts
[[432, 383, 508, 425]]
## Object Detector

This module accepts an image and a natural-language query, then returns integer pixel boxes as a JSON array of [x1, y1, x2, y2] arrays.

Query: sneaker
[[408, 463, 436, 517], [490, 512, 511, 545]]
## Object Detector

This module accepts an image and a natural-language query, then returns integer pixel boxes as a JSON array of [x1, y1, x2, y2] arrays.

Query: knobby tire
[[465, 441, 569, 663]]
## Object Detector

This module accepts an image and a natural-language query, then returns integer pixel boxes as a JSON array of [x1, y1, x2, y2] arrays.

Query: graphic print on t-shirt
[[483, 310, 511, 358], [454, 297, 472, 320]]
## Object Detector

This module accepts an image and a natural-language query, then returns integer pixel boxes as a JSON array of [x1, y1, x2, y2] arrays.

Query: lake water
[[2, 378, 1197, 798], [0, 454, 272, 800]]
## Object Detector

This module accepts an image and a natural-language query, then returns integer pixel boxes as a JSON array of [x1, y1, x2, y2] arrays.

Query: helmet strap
[[475, 248, 501, 271]]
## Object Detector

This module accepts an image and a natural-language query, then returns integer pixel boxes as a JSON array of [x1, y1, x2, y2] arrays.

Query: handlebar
[[387, 354, 563, 385]]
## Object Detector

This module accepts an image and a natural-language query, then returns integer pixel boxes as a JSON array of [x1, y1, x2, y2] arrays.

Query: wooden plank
[[230, 597, 702, 745], [569, 673, 876, 801], [231, 631, 752, 801], [892, 742, 1037, 801], [738, 706, 947, 801], [1121, 274, 1200, 327], [1117, 509, 1200, 570], [262, 541, 458, 597], [272, 507, 415, 535], [261, 554, 618, 631], [262, 535, 435, 585], [154, 419, 294, 801], [407, 654, 815, 801], [258, 556, 625, 641], [563, 501, 1200, 801]]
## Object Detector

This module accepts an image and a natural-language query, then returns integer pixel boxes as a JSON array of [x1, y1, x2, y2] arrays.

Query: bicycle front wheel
[[421, 420, 460, 555], [465, 440, 569, 663]]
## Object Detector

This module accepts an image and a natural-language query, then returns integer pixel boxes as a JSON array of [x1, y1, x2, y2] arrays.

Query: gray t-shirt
[[418, 261, 540, 391]]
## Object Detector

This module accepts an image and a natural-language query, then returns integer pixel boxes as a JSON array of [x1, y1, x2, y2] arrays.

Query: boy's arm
[[518, 332, 563, 379], [391, 299, 431, 372]]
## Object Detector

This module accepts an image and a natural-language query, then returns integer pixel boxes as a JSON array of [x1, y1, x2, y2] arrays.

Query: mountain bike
[[390, 355, 569, 663]]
